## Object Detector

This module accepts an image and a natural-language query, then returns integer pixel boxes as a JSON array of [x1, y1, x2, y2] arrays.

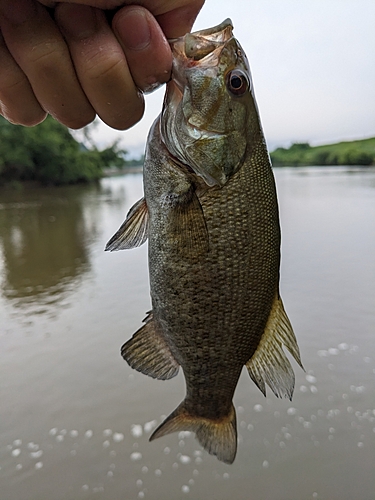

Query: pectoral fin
[[121, 312, 179, 380], [163, 187, 209, 258], [105, 197, 149, 251], [246, 294, 304, 400]]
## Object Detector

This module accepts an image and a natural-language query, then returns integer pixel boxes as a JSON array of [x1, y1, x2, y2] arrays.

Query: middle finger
[[55, 3, 144, 130]]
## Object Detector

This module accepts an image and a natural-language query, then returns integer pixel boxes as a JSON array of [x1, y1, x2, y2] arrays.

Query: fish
[[105, 19, 303, 464]]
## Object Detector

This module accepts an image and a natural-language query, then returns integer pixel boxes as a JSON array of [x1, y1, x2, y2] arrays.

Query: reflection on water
[[0, 183, 120, 316], [0, 168, 374, 500]]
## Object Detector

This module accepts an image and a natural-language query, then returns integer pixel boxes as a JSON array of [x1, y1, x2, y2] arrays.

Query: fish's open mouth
[[169, 18, 234, 64]]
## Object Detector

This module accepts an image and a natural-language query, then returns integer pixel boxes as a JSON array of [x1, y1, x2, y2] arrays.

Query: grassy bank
[[270, 137, 375, 166]]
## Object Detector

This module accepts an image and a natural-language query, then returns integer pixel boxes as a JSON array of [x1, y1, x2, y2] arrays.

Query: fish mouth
[[169, 18, 234, 66]]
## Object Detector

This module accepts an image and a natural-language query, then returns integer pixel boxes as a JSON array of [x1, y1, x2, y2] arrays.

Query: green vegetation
[[2, 114, 373, 185], [128, 155, 145, 166], [270, 137, 375, 167], [0, 116, 128, 185]]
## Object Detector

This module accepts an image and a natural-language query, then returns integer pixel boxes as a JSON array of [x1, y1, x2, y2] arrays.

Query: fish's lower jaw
[[149, 402, 237, 464]]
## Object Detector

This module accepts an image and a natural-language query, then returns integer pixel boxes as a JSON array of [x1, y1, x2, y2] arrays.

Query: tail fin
[[149, 402, 237, 464]]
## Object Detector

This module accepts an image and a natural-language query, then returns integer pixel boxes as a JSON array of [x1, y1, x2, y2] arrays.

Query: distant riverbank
[[103, 165, 143, 176], [106, 137, 375, 173], [270, 136, 375, 167]]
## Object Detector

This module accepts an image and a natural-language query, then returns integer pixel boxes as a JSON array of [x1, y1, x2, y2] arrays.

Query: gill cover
[[161, 19, 253, 187]]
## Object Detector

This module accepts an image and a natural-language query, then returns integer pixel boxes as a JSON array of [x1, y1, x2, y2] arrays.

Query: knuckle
[[83, 51, 125, 81], [0, 66, 27, 92], [27, 39, 67, 68]]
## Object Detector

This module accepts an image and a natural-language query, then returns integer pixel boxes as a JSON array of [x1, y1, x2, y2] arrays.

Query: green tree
[[342, 149, 373, 166], [0, 116, 127, 185], [270, 138, 375, 167], [270, 143, 311, 166], [311, 150, 330, 165]]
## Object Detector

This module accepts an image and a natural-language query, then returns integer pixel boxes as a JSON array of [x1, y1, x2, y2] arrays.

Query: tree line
[[1, 115, 373, 185], [0, 116, 128, 185], [270, 139, 375, 167]]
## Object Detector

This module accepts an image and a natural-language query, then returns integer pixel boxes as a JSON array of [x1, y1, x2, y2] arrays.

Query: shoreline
[[103, 165, 143, 176]]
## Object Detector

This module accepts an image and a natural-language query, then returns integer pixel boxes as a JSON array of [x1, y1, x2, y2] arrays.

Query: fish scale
[[106, 19, 303, 464]]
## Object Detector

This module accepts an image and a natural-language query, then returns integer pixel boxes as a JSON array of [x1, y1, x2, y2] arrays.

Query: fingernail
[[57, 5, 98, 39], [116, 8, 151, 51]]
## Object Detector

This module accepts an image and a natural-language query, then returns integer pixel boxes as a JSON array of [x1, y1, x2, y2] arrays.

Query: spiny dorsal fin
[[105, 197, 149, 251], [246, 294, 303, 400], [150, 402, 237, 464], [162, 187, 209, 258], [121, 312, 179, 380]]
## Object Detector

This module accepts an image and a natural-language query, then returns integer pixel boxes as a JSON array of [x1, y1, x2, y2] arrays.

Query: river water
[[0, 167, 374, 500]]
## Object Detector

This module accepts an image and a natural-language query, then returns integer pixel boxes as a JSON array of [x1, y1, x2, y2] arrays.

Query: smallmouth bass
[[106, 19, 303, 464]]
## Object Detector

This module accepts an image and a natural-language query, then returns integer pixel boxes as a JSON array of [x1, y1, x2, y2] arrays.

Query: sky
[[87, 0, 375, 157]]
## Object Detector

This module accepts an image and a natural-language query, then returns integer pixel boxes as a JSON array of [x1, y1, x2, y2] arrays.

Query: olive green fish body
[[106, 19, 303, 464], [145, 123, 279, 414]]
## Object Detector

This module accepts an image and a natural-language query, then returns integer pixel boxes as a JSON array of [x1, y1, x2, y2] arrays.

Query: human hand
[[0, 0, 204, 129]]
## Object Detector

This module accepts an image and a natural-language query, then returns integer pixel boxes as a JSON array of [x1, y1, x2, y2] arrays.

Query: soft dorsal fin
[[121, 312, 180, 380], [246, 294, 304, 400], [105, 197, 149, 251]]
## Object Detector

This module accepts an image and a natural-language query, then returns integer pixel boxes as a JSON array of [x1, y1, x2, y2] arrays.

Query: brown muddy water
[[1, 167, 374, 500]]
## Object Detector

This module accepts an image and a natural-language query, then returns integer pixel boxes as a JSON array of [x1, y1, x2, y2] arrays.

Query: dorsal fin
[[246, 294, 304, 400], [121, 312, 180, 380], [105, 197, 149, 251]]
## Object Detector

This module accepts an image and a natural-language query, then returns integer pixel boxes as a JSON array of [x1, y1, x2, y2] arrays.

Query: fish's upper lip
[[168, 18, 234, 62], [168, 18, 233, 44]]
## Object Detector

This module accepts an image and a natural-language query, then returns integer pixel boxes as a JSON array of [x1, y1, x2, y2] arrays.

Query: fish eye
[[226, 69, 249, 97]]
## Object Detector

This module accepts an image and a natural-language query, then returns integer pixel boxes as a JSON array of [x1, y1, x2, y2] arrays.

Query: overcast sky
[[88, 0, 375, 157]]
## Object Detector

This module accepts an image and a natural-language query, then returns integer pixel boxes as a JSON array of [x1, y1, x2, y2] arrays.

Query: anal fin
[[105, 197, 149, 251], [246, 294, 304, 400], [150, 402, 237, 464], [121, 312, 179, 380]]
